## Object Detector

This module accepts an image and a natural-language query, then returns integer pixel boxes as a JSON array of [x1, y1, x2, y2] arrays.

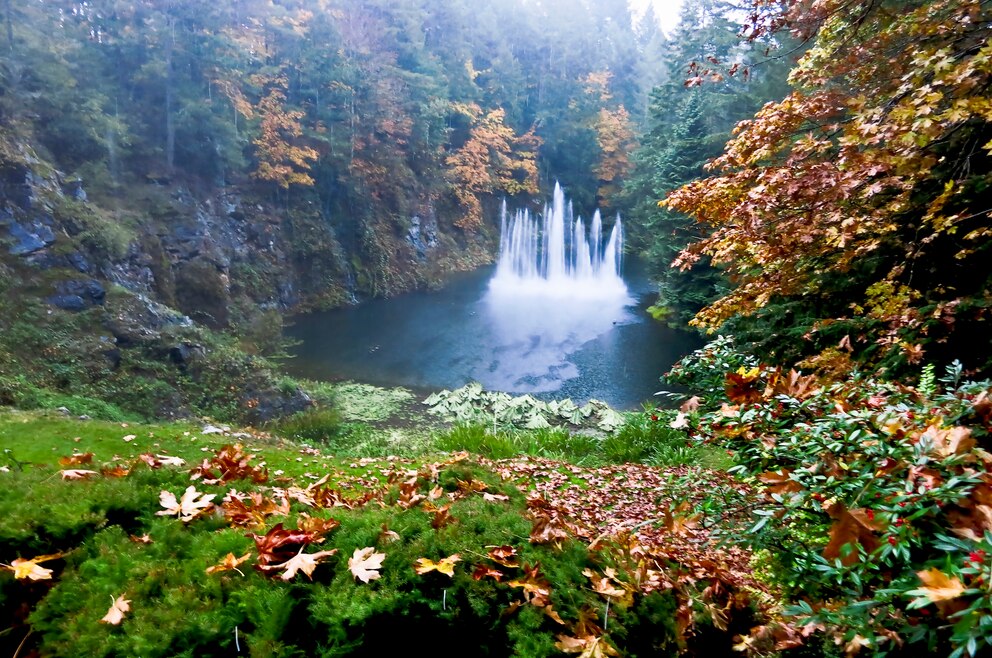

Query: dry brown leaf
[[348, 547, 385, 583], [3, 554, 62, 580], [59, 452, 94, 466], [265, 549, 337, 581], [157, 486, 216, 523], [100, 594, 130, 625], [206, 552, 251, 575], [915, 567, 966, 602], [60, 469, 98, 480]]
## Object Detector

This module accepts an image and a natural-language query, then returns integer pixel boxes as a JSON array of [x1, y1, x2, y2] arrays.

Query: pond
[[283, 259, 700, 410]]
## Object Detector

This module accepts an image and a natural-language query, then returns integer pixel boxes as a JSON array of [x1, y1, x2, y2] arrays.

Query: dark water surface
[[284, 261, 700, 409]]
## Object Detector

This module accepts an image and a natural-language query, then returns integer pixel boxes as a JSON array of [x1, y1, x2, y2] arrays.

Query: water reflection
[[284, 262, 700, 409]]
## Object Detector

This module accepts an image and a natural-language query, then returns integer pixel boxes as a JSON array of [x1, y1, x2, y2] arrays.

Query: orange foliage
[[664, 0, 992, 360], [251, 79, 318, 189], [445, 105, 541, 231]]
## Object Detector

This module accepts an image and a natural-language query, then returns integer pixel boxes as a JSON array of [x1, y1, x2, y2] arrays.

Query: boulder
[[1, 213, 56, 256], [46, 294, 87, 311]]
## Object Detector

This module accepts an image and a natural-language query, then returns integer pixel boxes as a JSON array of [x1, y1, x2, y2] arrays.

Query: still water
[[284, 261, 700, 409]]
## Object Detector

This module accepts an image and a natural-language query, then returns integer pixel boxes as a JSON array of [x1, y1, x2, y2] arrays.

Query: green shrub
[[673, 339, 992, 656], [604, 410, 698, 466], [269, 407, 344, 444]]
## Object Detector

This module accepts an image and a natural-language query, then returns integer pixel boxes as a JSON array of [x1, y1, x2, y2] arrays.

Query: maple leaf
[[758, 469, 803, 497], [223, 493, 289, 529], [348, 547, 385, 583], [378, 524, 401, 544], [206, 552, 251, 575], [725, 368, 764, 404], [472, 564, 504, 581], [101, 465, 130, 478], [908, 567, 968, 617], [157, 486, 216, 523], [154, 454, 186, 467], [583, 568, 628, 600], [487, 545, 519, 567], [263, 548, 337, 581], [249, 523, 325, 568], [3, 553, 62, 580], [822, 503, 884, 565], [555, 633, 619, 658], [190, 444, 267, 484], [425, 502, 454, 529], [99, 594, 130, 625], [680, 396, 701, 412], [921, 425, 975, 459], [414, 554, 461, 577], [60, 469, 98, 480], [59, 452, 94, 466]]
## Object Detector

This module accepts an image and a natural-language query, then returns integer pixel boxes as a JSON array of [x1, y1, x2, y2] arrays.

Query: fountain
[[488, 182, 628, 299], [480, 183, 635, 392]]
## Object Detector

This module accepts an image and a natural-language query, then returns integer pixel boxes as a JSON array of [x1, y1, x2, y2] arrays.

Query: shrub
[[269, 407, 344, 444], [672, 339, 992, 656]]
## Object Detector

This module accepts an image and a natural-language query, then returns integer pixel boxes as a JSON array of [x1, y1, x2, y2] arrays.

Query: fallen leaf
[[914, 567, 966, 602], [487, 545, 519, 567], [156, 486, 216, 523], [206, 552, 251, 575], [59, 452, 94, 466], [378, 524, 400, 544], [472, 564, 504, 581], [100, 594, 130, 625], [348, 547, 385, 583], [60, 469, 98, 480], [154, 454, 186, 467], [3, 554, 62, 580], [122, 434, 136, 442], [263, 548, 337, 581], [414, 554, 461, 577]]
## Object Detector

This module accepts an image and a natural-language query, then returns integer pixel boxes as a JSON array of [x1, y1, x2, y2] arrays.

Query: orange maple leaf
[[206, 552, 251, 576]]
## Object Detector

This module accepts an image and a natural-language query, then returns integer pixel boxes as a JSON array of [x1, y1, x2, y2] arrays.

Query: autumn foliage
[[445, 104, 541, 231], [665, 0, 992, 371], [251, 79, 319, 190], [668, 337, 992, 656]]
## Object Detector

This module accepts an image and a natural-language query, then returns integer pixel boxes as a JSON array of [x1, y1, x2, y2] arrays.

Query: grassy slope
[[0, 402, 763, 658]]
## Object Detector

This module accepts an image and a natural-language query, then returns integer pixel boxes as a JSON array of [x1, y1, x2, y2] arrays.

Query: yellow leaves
[[413, 554, 461, 577], [348, 547, 385, 583], [445, 106, 540, 231], [2, 554, 62, 581], [252, 83, 318, 189], [99, 594, 130, 625]]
